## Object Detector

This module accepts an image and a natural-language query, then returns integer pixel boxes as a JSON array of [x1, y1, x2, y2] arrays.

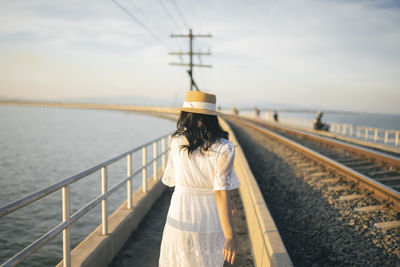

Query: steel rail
[[230, 118, 400, 213], [241, 116, 400, 168], [0, 133, 170, 219]]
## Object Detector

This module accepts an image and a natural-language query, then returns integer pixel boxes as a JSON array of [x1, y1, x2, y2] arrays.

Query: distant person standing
[[232, 106, 239, 115], [273, 110, 279, 122], [254, 107, 260, 118]]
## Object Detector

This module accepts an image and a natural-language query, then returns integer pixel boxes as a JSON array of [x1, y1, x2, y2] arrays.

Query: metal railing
[[330, 123, 400, 146], [260, 116, 399, 147], [0, 133, 172, 267]]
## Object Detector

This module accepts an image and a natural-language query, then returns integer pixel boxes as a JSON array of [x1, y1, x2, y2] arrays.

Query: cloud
[[0, 0, 399, 114]]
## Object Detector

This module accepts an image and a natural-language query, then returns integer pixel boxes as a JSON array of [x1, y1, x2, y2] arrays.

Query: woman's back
[[162, 135, 239, 190]]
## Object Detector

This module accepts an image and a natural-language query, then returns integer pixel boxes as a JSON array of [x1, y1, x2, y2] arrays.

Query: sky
[[0, 0, 399, 114]]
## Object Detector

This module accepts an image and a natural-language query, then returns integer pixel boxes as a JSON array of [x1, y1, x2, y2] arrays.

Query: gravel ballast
[[228, 120, 399, 267]]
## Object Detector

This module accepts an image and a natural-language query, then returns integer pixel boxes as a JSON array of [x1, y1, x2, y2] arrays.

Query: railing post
[[374, 128, 378, 142], [349, 125, 353, 136], [101, 166, 108, 235], [342, 124, 347, 135], [142, 146, 147, 192], [384, 131, 388, 144], [153, 141, 157, 181], [365, 127, 369, 140], [126, 154, 132, 209], [396, 131, 399, 146], [357, 126, 360, 138], [62, 185, 71, 267], [162, 137, 166, 171]]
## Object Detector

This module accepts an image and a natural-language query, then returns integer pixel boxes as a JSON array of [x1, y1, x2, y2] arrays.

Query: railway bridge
[[0, 101, 399, 266]]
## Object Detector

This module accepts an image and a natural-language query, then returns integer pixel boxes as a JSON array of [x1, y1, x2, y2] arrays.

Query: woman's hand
[[223, 236, 237, 264], [215, 190, 237, 264], [231, 203, 237, 216]]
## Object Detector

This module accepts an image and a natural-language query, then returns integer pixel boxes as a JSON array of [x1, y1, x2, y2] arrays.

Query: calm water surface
[[0, 106, 175, 266]]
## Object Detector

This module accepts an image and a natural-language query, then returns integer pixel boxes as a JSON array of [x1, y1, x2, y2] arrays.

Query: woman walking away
[[159, 91, 241, 267]]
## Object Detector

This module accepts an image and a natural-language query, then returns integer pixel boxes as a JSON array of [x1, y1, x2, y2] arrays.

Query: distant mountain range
[[0, 95, 385, 116]]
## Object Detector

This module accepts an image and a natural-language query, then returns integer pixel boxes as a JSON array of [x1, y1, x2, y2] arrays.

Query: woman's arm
[[214, 190, 237, 264]]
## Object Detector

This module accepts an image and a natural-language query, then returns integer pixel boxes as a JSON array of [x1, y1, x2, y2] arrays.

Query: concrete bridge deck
[[109, 187, 254, 267]]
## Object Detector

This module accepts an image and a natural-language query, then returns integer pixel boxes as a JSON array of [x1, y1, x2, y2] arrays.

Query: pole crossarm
[[168, 52, 211, 56], [169, 63, 212, 68], [170, 34, 212, 38], [168, 29, 212, 91]]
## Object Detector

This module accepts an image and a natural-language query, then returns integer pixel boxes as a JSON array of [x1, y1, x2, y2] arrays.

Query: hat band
[[183, 101, 216, 111]]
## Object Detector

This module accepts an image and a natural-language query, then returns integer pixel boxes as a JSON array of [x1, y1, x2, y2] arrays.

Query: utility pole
[[169, 29, 212, 91]]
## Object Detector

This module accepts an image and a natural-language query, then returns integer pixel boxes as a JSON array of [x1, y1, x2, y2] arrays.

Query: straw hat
[[181, 91, 221, 116]]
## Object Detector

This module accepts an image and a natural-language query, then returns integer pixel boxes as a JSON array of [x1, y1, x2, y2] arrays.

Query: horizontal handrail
[[0, 133, 170, 219], [1, 132, 173, 267], [2, 221, 68, 266]]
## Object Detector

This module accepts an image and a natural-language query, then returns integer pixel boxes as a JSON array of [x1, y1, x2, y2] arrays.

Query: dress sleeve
[[161, 139, 175, 187], [213, 141, 241, 191]]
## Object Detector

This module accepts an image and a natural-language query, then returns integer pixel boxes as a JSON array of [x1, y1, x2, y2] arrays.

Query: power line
[[157, 0, 183, 33], [169, 0, 190, 30], [111, 0, 170, 50], [125, 0, 169, 45], [187, 0, 203, 33], [191, 0, 210, 34]]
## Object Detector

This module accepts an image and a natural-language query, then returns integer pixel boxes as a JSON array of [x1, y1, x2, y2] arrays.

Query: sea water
[[0, 105, 175, 266]]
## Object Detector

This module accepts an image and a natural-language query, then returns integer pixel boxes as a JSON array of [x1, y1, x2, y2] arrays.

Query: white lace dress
[[158, 135, 241, 267]]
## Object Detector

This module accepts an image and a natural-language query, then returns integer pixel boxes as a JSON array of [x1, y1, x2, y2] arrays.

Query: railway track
[[232, 116, 400, 215], [226, 117, 400, 264]]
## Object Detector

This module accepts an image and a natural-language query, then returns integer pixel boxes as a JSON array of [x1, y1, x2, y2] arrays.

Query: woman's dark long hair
[[172, 111, 229, 154]]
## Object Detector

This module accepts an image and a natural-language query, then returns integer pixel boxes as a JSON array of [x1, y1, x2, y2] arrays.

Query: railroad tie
[[320, 178, 340, 184], [285, 156, 301, 161], [339, 194, 364, 201], [287, 159, 304, 164], [296, 163, 313, 168], [336, 158, 356, 162], [368, 170, 394, 176], [339, 159, 363, 163], [354, 205, 384, 213], [374, 176, 400, 183], [312, 178, 340, 188], [346, 161, 369, 167], [327, 185, 348, 192], [309, 172, 328, 177], [352, 165, 380, 171], [374, 221, 400, 230], [301, 167, 320, 173]]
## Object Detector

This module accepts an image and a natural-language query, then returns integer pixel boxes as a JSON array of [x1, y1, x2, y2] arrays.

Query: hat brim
[[180, 107, 224, 116]]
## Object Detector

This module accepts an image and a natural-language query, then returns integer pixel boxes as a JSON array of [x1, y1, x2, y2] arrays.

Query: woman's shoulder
[[170, 134, 188, 148], [217, 138, 232, 145], [215, 138, 235, 154], [171, 134, 186, 143]]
